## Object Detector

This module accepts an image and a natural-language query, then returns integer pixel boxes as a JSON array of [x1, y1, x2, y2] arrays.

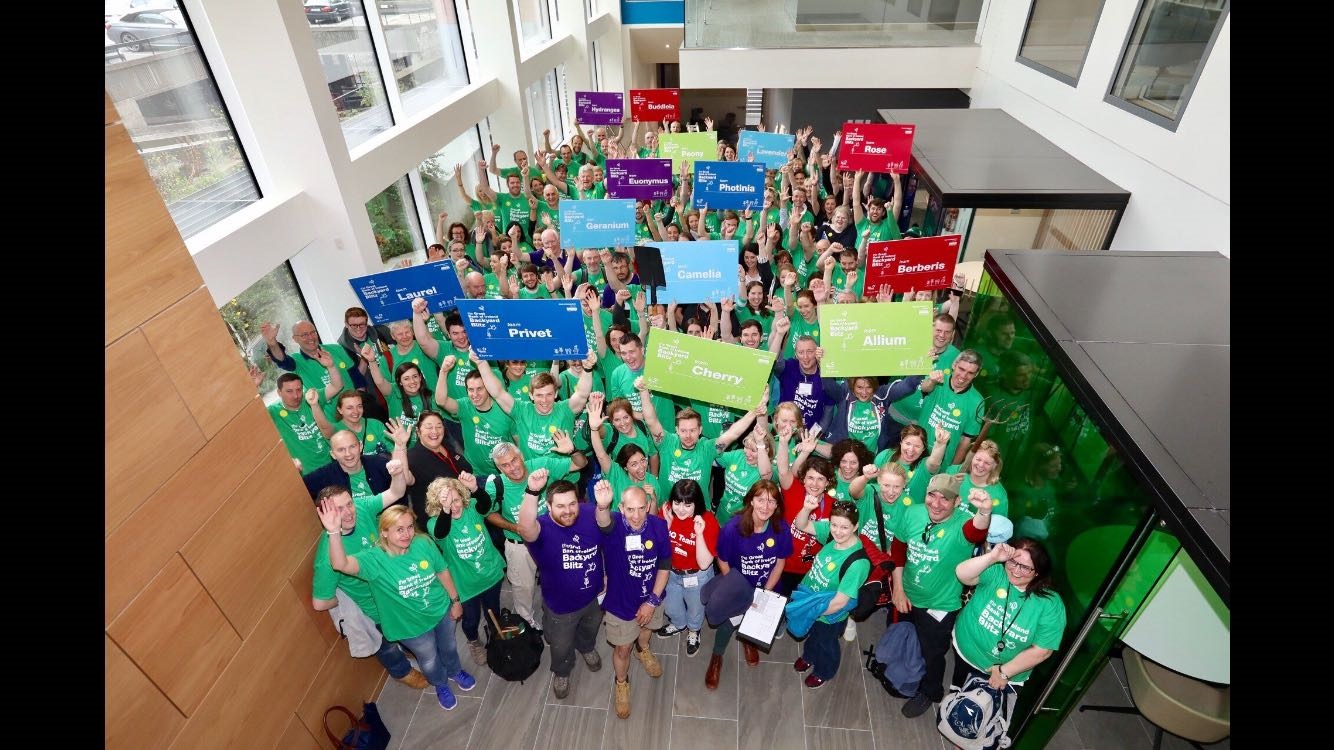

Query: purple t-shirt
[[599, 513, 671, 620], [777, 359, 827, 428], [716, 515, 794, 588], [527, 509, 604, 615]]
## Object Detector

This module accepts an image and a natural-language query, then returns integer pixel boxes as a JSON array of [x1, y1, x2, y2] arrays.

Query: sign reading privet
[[348, 259, 465, 324], [862, 234, 961, 297], [643, 329, 775, 409], [574, 91, 624, 125], [454, 299, 589, 361], [630, 88, 680, 122], [650, 239, 737, 303], [819, 301, 935, 377], [559, 199, 638, 248], [691, 161, 766, 211]]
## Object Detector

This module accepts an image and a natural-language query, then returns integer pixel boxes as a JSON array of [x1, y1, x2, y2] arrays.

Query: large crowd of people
[[275, 111, 1067, 742]]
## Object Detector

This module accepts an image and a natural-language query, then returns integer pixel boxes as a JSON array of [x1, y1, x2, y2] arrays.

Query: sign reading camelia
[[650, 240, 737, 303], [819, 301, 935, 377], [643, 329, 775, 409]]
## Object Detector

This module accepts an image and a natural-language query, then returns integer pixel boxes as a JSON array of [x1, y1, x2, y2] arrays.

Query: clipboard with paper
[[734, 588, 788, 649]]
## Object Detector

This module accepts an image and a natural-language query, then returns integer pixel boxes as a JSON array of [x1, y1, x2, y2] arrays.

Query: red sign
[[629, 88, 680, 122], [863, 235, 961, 297], [836, 122, 916, 174]]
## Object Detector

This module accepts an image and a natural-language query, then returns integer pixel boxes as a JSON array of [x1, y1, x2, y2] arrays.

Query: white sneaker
[[843, 619, 858, 642]]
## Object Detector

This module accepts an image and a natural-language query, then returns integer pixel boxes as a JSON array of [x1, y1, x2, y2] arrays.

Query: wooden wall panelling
[[105, 330, 208, 534], [291, 542, 341, 647], [142, 289, 260, 439], [105, 399, 277, 624], [106, 635, 186, 750], [104, 122, 204, 346], [181, 446, 321, 637], [167, 585, 330, 750], [295, 631, 388, 741], [106, 555, 243, 716]]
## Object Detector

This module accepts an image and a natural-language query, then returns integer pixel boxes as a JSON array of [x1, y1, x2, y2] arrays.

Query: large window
[[104, 0, 260, 239], [513, 0, 553, 52], [1017, 0, 1107, 84], [417, 126, 486, 247], [1107, 0, 1228, 128], [219, 262, 313, 405], [590, 39, 604, 91], [526, 68, 567, 152], [377, 0, 470, 116], [299, 1, 394, 149], [367, 176, 428, 269]]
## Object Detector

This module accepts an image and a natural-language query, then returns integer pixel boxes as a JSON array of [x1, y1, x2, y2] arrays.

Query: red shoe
[[793, 657, 812, 673], [803, 673, 826, 689]]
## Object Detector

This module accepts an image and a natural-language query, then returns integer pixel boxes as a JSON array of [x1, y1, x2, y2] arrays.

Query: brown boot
[[742, 641, 760, 666], [705, 654, 723, 690], [614, 678, 632, 719], [398, 669, 429, 689]]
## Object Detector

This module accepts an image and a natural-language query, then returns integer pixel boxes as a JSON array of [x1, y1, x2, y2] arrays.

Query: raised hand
[[551, 428, 575, 455], [386, 458, 403, 475], [440, 354, 458, 373], [359, 343, 377, 363], [796, 427, 821, 454], [261, 321, 281, 344], [968, 488, 992, 512], [933, 425, 952, 447], [460, 471, 478, 494], [862, 463, 878, 478], [633, 376, 647, 393], [587, 392, 606, 431], [312, 347, 333, 367], [721, 296, 735, 313], [803, 494, 820, 512], [582, 350, 598, 370], [773, 313, 791, 335], [593, 478, 614, 509], [304, 388, 320, 407], [385, 418, 411, 449], [317, 497, 342, 532], [527, 467, 551, 493], [247, 363, 263, 388], [693, 515, 706, 536], [412, 297, 430, 318]]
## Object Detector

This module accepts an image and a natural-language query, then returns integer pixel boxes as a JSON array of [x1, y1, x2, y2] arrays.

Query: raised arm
[[305, 388, 334, 437], [768, 312, 791, 357], [719, 296, 736, 343], [792, 493, 820, 536], [586, 393, 614, 472], [889, 172, 904, 226], [593, 478, 615, 529], [316, 499, 360, 576], [359, 344, 392, 397], [925, 425, 952, 474], [715, 397, 763, 451], [410, 299, 443, 360], [704, 302, 719, 339], [472, 348, 516, 413], [635, 377, 667, 443], [851, 170, 866, 224], [565, 351, 598, 413], [776, 425, 797, 489], [516, 467, 549, 543], [310, 348, 344, 401], [434, 356, 461, 415], [848, 463, 877, 500]]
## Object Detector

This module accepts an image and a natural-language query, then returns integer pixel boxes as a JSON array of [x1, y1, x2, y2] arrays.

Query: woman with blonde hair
[[939, 438, 1010, 518], [426, 475, 505, 667], [317, 501, 476, 711]]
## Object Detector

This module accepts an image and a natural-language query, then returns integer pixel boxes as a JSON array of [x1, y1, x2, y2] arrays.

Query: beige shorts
[[604, 606, 664, 646]]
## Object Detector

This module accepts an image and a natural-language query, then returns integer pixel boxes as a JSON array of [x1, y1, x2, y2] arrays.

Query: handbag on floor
[[323, 702, 390, 750], [485, 608, 544, 683]]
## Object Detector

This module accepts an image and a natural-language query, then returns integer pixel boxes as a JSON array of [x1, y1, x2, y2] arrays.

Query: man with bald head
[[261, 319, 352, 416], [462, 271, 498, 301], [301, 424, 410, 504]]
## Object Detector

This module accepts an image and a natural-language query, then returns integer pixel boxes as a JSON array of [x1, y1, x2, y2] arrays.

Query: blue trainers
[[435, 683, 457, 710], [451, 670, 477, 692]]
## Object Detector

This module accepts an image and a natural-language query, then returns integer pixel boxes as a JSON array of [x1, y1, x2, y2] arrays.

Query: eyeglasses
[[1005, 559, 1035, 575]]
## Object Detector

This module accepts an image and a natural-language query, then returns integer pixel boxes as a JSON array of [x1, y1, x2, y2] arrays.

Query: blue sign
[[348, 260, 466, 325], [560, 199, 637, 249], [737, 131, 796, 169], [651, 240, 738, 304], [691, 161, 766, 211], [454, 299, 590, 361]]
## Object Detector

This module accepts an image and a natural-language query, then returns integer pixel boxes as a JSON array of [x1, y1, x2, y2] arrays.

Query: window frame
[[1014, 0, 1110, 87]]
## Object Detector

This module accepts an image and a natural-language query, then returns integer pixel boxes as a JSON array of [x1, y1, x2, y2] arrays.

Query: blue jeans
[[398, 615, 463, 687], [374, 625, 412, 679], [664, 566, 715, 632], [801, 618, 845, 681], [461, 579, 503, 643]]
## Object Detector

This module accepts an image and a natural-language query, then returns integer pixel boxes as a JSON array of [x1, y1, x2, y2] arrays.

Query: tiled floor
[[376, 585, 1227, 749]]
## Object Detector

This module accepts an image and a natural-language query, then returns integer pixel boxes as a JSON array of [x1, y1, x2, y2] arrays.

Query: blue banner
[[454, 299, 590, 361], [559, 199, 637, 249], [737, 130, 796, 169], [650, 240, 738, 304], [691, 161, 766, 211], [348, 260, 466, 325]]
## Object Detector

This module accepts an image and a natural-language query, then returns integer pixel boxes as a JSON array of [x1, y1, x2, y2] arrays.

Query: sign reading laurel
[[642, 329, 775, 409], [819, 301, 935, 377]]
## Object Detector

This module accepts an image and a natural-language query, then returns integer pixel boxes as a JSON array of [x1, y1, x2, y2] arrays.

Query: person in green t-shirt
[[434, 365, 514, 477], [261, 320, 349, 418], [850, 170, 903, 246], [326, 390, 391, 456], [951, 538, 1066, 689], [269, 373, 334, 472], [362, 354, 437, 446], [476, 353, 595, 480], [589, 393, 659, 473], [316, 502, 475, 708], [873, 424, 933, 510], [941, 439, 1009, 519], [888, 473, 994, 718], [790, 499, 871, 687], [515, 262, 554, 299], [917, 350, 985, 469], [588, 393, 665, 510], [714, 428, 774, 524], [425, 474, 507, 666], [640, 381, 764, 509], [848, 462, 908, 549], [825, 438, 875, 503], [887, 312, 961, 429]]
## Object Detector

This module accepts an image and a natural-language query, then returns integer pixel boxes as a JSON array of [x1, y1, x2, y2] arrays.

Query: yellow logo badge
[[418, 560, 430, 570], [367, 434, 376, 442], [278, 410, 289, 418], [730, 464, 737, 472], [826, 561, 836, 571], [951, 408, 961, 417], [644, 540, 654, 550], [339, 362, 347, 369], [765, 538, 775, 547], [937, 529, 946, 538], [674, 449, 682, 458], [474, 524, 483, 532], [472, 416, 481, 424], [548, 425, 557, 433], [996, 588, 1008, 599], [903, 497, 913, 505]]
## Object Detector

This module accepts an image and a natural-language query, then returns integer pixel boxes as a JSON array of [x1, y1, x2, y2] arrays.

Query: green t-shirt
[[335, 418, 390, 456], [734, 308, 773, 349], [953, 564, 1066, 683], [573, 265, 610, 297], [426, 503, 506, 602], [536, 200, 561, 233], [497, 454, 572, 541], [269, 401, 330, 471], [517, 281, 552, 299], [573, 182, 607, 201], [607, 462, 664, 511], [439, 345, 475, 424], [715, 448, 766, 524], [830, 265, 866, 299], [606, 362, 643, 407], [499, 164, 544, 184], [344, 467, 374, 501], [286, 345, 358, 413], [945, 464, 1010, 519], [855, 484, 903, 549], [830, 473, 857, 503], [505, 374, 533, 407], [657, 432, 721, 504], [920, 385, 985, 466], [312, 495, 386, 621], [804, 521, 871, 624], [783, 314, 822, 359], [683, 398, 742, 440], [352, 534, 449, 641], [855, 216, 901, 245], [380, 343, 439, 392], [456, 399, 514, 475], [481, 272, 508, 300], [385, 392, 433, 443], [890, 345, 961, 423], [510, 402, 578, 481], [494, 193, 533, 240], [598, 422, 657, 463], [887, 503, 977, 611], [846, 400, 881, 452]]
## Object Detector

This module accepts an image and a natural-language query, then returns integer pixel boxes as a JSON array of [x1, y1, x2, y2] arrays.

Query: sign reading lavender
[[605, 158, 674, 200], [574, 91, 624, 126]]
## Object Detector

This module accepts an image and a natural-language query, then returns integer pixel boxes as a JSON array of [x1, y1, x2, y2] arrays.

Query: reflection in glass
[[367, 175, 428, 269], [417, 127, 486, 258], [104, 0, 260, 238], [298, 1, 394, 148], [513, 0, 553, 51], [1110, 0, 1228, 122], [378, 0, 471, 115], [1018, 0, 1106, 82], [218, 262, 313, 404]]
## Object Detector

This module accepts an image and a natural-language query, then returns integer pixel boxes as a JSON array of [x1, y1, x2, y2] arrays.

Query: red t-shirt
[[782, 481, 836, 576], [666, 512, 720, 572]]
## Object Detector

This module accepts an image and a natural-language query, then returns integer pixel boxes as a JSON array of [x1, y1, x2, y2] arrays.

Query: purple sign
[[575, 91, 624, 126], [605, 159, 674, 201]]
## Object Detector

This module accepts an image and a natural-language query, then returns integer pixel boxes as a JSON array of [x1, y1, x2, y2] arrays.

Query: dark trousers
[[544, 597, 602, 677], [801, 618, 845, 680], [907, 606, 959, 702], [461, 579, 503, 643], [711, 616, 739, 656], [777, 570, 805, 597]]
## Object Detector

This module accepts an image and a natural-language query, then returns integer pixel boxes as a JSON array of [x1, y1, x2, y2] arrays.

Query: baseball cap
[[926, 473, 962, 500]]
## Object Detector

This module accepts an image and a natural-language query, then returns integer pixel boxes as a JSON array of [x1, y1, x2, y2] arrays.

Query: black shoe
[[656, 624, 683, 638], [901, 693, 934, 718]]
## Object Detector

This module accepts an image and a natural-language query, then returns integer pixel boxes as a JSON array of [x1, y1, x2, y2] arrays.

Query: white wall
[[969, 0, 1230, 255]]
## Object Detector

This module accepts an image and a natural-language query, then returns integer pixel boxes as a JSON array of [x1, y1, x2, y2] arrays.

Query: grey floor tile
[[671, 716, 739, 747], [755, 628, 802, 663], [1045, 716, 1085, 750], [737, 661, 804, 750], [467, 644, 552, 749], [603, 655, 677, 750], [377, 672, 426, 750], [651, 629, 681, 656], [1160, 731, 1230, 749], [549, 633, 614, 709], [806, 726, 875, 750], [534, 705, 608, 750], [1071, 662, 1153, 750], [864, 656, 942, 750], [802, 637, 872, 731], [674, 625, 740, 720], [397, 693, 482, 750], [855, 611, 890, 654]]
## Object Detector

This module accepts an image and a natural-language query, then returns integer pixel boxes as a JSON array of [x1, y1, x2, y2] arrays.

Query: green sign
[[819, 301, 934, 377], [659, 132, 719, 172], [642, 328, 774, 409]]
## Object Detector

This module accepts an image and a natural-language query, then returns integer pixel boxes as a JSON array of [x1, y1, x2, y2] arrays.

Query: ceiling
[[629, 26, 684, 64]]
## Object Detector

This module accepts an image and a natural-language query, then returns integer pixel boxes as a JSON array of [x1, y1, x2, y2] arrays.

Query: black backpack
[[485, 608, 544, 683]]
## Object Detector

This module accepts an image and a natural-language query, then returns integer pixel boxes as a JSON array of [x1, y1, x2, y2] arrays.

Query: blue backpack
[[937, 673, 1016, 750]]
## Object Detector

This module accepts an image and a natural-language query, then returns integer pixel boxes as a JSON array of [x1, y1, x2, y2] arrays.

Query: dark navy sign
[[454, 298, 590, 361], [691, 161, 766, 211], [348, 260, 465, 325]]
